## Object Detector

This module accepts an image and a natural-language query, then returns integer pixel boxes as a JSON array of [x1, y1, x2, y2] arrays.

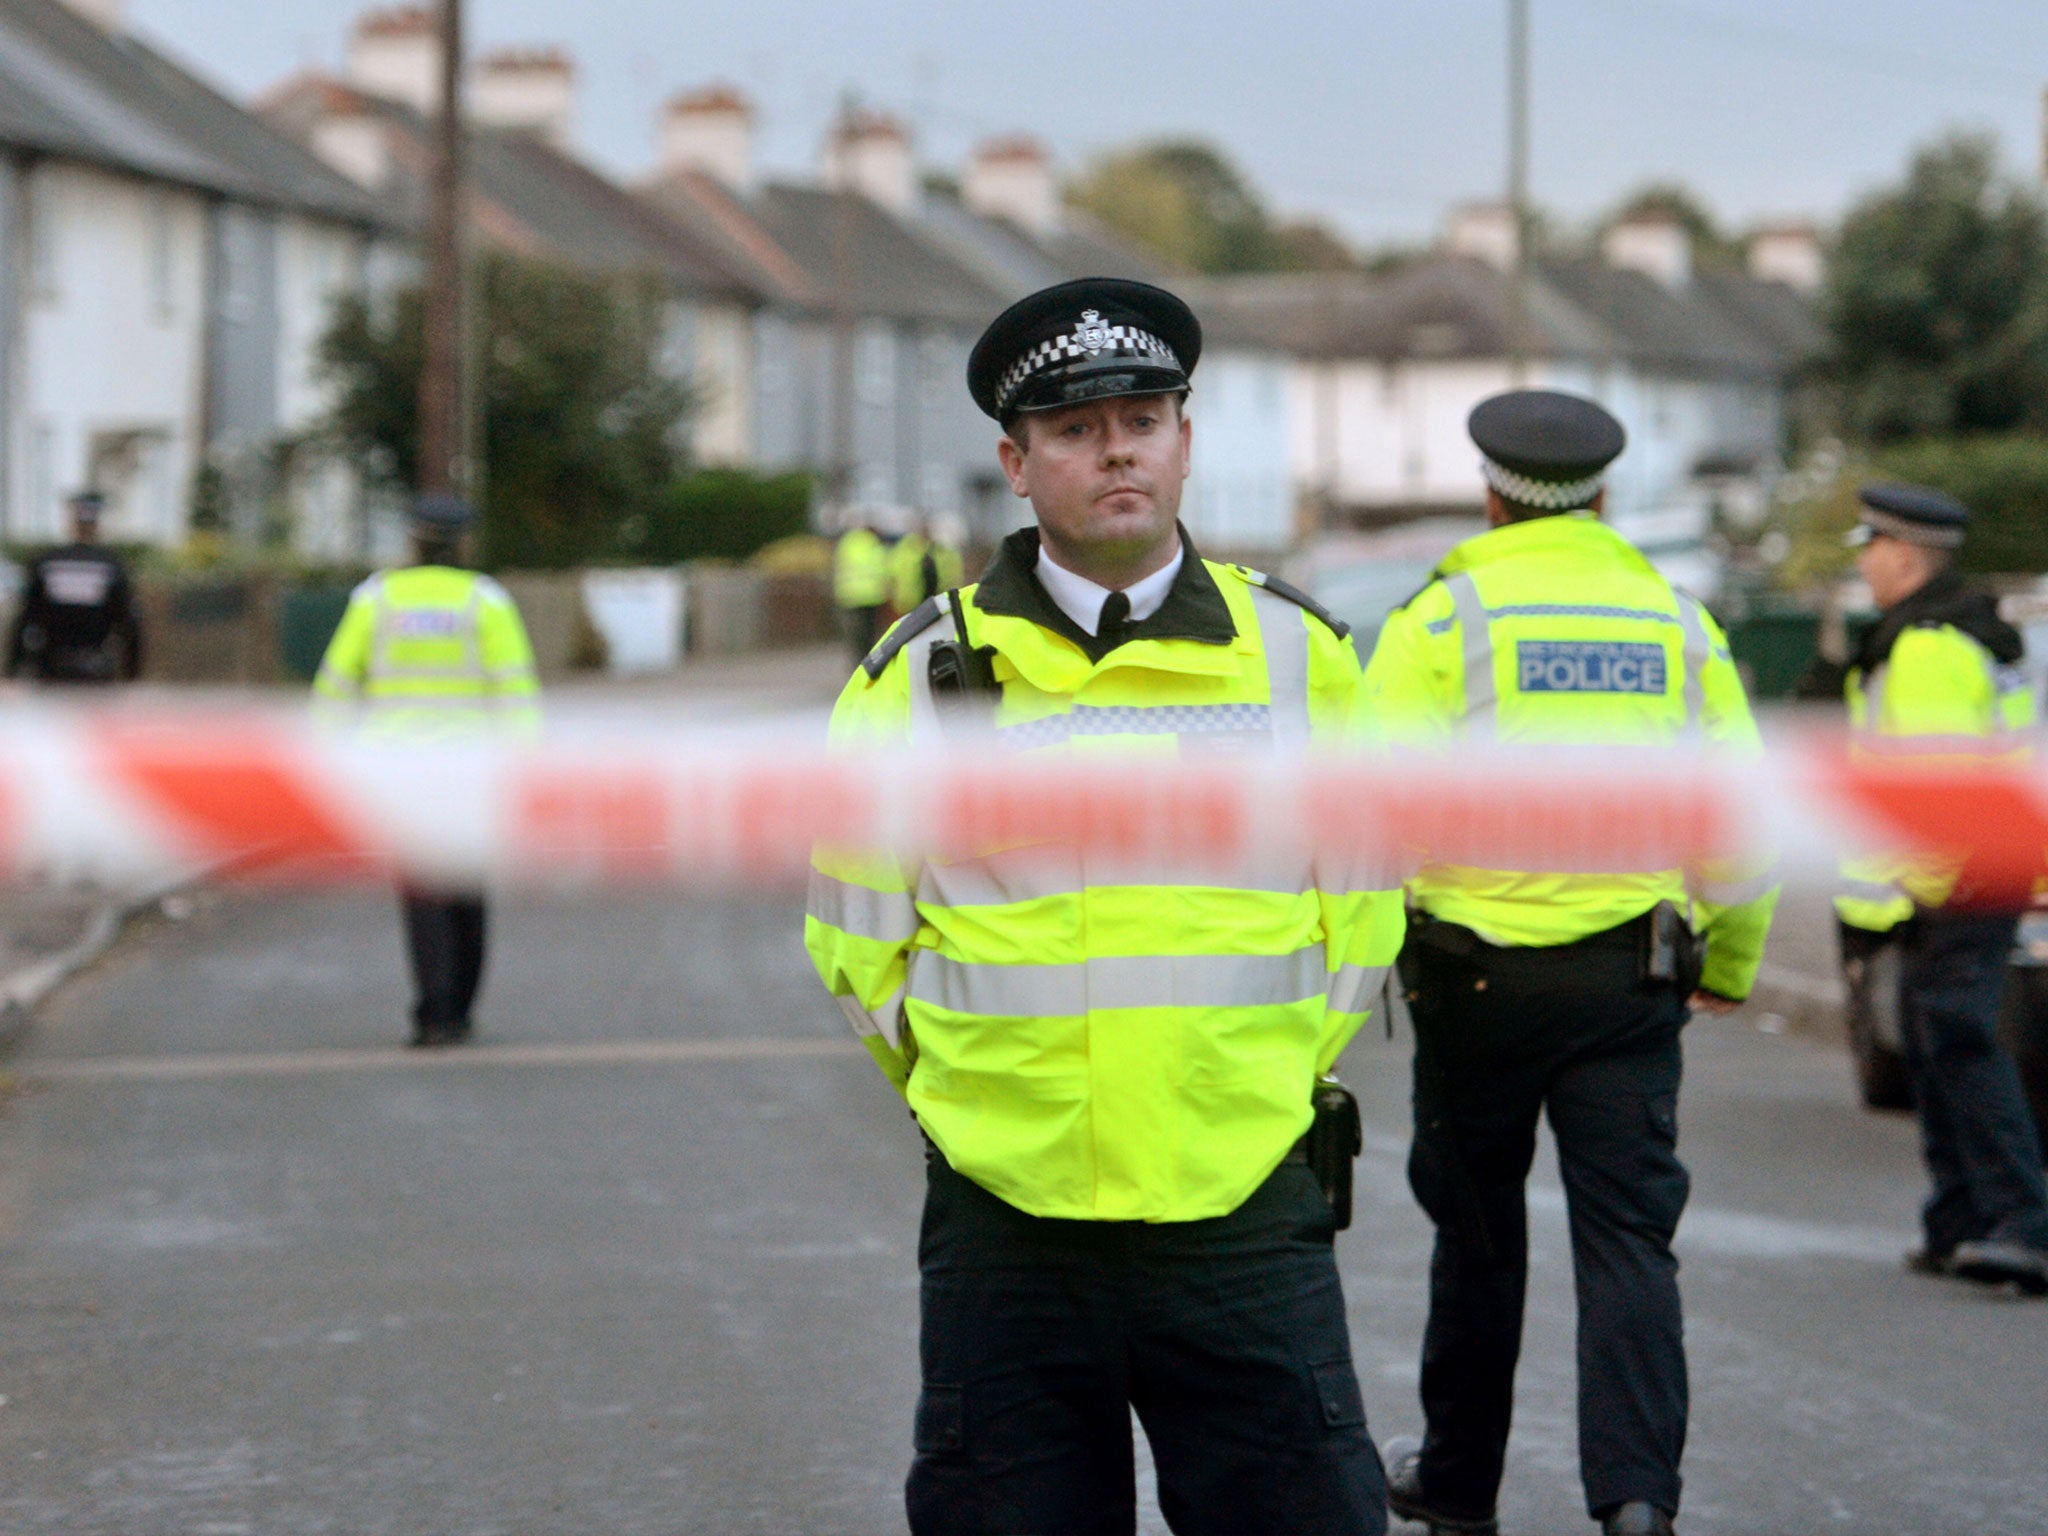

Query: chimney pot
[[347, 5, 442, 116], [1746, 222, 1824, 295], [1602, 212, 1692, 289], [472, 46, 576, 148], [660, 85, 755, 192], [1444, 202, 1518, 271], [964, 136, 1058, 239], [825, 109, 915, 216]]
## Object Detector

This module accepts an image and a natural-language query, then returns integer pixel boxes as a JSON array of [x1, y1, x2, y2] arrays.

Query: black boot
[[1382, 1436, 1499, 1535], [1601, 1500, 1675, 1536]]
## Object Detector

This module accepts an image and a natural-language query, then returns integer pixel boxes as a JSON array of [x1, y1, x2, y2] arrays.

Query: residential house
[[644, 100, 1013, 543], [0, 0, 399, 552], [1196, 204, 1825, 591], [260, 8, 772, 531]]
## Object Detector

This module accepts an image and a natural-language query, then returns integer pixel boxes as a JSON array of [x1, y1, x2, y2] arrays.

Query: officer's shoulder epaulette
[[1389, 570, 1446, 617], [860, 595, 945, 680], [1231, 565, 1351, 640]]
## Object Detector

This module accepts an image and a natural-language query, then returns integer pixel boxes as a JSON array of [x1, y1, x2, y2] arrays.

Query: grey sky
[[130, 0, 2048, 246]]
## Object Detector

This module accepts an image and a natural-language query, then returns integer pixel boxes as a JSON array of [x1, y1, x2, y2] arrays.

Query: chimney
[[1602, 212, 1692, 289], [825, 108, 915, 216], [1746, 223, 1824, 295], [964, 136, 1058, 239], [57, 0, 124, 29], [1444, 202, 1518, 271], [347, 6, 441, 116], [308, 84, 391, 188], [471, 47, 575, 148], [660, 86, 754, 192]]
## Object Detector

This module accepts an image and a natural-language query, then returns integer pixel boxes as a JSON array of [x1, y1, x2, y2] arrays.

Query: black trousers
[[1406, 961, 1689, 1522], [1898, 911, 2048, 1255], [908, 1151, 1387, 1536], [400, 888, 487, 1033], [844, 604, 883, 668]]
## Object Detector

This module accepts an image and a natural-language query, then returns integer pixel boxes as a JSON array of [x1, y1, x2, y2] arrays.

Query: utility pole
[[1506, 0, 1531, 386], [417, 0, 466, 498], [827, 90, 858, 526]]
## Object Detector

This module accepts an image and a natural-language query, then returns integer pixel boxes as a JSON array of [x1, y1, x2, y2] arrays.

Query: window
[[857, 329, 894, 405]]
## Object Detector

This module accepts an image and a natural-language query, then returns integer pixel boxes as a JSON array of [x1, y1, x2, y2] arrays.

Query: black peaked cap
[[1857, 481, 1969, 533], [968, 277, 1201, 422], [1468, 390, 1627, 483]]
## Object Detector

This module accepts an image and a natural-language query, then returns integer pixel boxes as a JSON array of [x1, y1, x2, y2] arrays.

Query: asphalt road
[[0, 883, 2043, 1535]]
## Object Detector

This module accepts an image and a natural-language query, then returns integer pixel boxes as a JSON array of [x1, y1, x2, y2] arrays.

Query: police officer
[[1836, 483, 2048, 1292], [6, 490, 143, 684], [1362, 391, 1778, 1536], [312, 493, 539, 1048], [834, 514, 890, 667], [806, 277, 1404, 1536]]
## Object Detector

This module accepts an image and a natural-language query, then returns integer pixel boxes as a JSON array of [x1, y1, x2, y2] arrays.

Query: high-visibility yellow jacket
[[805, 529, 1406, 1223], [833, 528, 889, 609], [312, 565, 540, 740], [1363, 513, 1777, 1000], [1836, 593, 2035, 932], [889, 534, 966, 613]]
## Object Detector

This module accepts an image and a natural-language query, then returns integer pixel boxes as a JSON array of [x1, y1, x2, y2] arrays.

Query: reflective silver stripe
[[836, 987, 904, 1048], [1444, 572, 1496, 739], [922, 849, 1314, 906], [1328, 962, 1390, 1019], [996, 702, 1273, 750], [807, 869, 920, 944], [909, 947, 1328, 1015], [1859, 663, 1887, 731], [1479, 602, 1686, 625], [1839, 877, 1904, 905], [1676, 594, 1713, 740], [1694, 870, 1778, 907], [1246, 581, 1312, 751]]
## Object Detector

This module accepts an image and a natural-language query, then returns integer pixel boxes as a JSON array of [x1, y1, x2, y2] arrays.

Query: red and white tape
[[0, 704, 2039, 900]]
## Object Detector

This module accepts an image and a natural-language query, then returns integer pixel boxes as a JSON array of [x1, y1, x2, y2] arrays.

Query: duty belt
[[1401, 904, 1698, 996]]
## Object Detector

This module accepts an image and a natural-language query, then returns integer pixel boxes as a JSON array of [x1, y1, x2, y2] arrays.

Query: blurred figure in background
[[1836, 482, 2048, 1293], [312, 493, 539, 1048], [6, 489, 143, 686], [833, 514, 889, 668], [888, 517, 966, 616]]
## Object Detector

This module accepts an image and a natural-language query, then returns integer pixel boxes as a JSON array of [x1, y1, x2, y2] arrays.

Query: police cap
[[1846, 482, 1968, 549], [967, 277, 1200, 423], [410, 491, 473, 536], [1468, 389, 1627, 512]]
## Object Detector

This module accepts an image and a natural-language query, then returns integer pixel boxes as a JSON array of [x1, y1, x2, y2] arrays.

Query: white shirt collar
[[1033, 539, 1185, 637]]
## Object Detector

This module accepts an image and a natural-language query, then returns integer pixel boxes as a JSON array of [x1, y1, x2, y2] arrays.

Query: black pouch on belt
[[1306, 1075, 1363, 1230], [1641, 900, 1705, 996]]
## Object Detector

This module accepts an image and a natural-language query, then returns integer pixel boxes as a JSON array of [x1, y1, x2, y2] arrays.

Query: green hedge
[[1869, 434, 2048, 574], [636, 470, 815, 565]]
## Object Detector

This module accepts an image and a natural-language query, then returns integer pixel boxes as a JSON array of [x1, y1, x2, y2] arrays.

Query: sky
[[127, 0, 2048, 249]]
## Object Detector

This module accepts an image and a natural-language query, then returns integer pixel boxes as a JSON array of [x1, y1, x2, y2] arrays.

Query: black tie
[[1097, 590, 1131, 642]]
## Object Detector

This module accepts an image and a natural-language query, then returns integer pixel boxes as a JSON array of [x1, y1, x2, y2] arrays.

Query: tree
[[1821, 135, 2048, 444], [320, 251, 694, 569]]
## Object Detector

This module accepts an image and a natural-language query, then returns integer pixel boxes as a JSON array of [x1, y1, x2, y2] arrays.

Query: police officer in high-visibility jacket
[[1836, 482, 2048, 1293], [806, 278, 1404, 1536], [313, 493, 539, 1048], [834, 519, 890, 667], [1364, 391, 1777, 1536]]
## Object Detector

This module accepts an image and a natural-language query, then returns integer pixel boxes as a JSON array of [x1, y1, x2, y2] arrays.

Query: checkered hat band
[[1859, 507, 1965, 549], [996, 325, 1180, 413], [1480, 457, 1605, 511]]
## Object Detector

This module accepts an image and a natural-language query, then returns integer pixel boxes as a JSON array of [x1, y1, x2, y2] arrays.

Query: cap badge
[[1075, 309, 1111, 356]]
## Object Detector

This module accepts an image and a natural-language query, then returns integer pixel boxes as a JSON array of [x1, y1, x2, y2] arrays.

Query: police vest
[[806, 548, 1405, 1223], [1363, 513, 1776, 999], [312, 566, 540, 740], [1836, 622, 2035, 930]]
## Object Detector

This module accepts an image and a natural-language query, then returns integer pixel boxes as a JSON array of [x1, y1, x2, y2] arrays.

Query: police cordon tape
[[0, 703, 2039, 900]]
